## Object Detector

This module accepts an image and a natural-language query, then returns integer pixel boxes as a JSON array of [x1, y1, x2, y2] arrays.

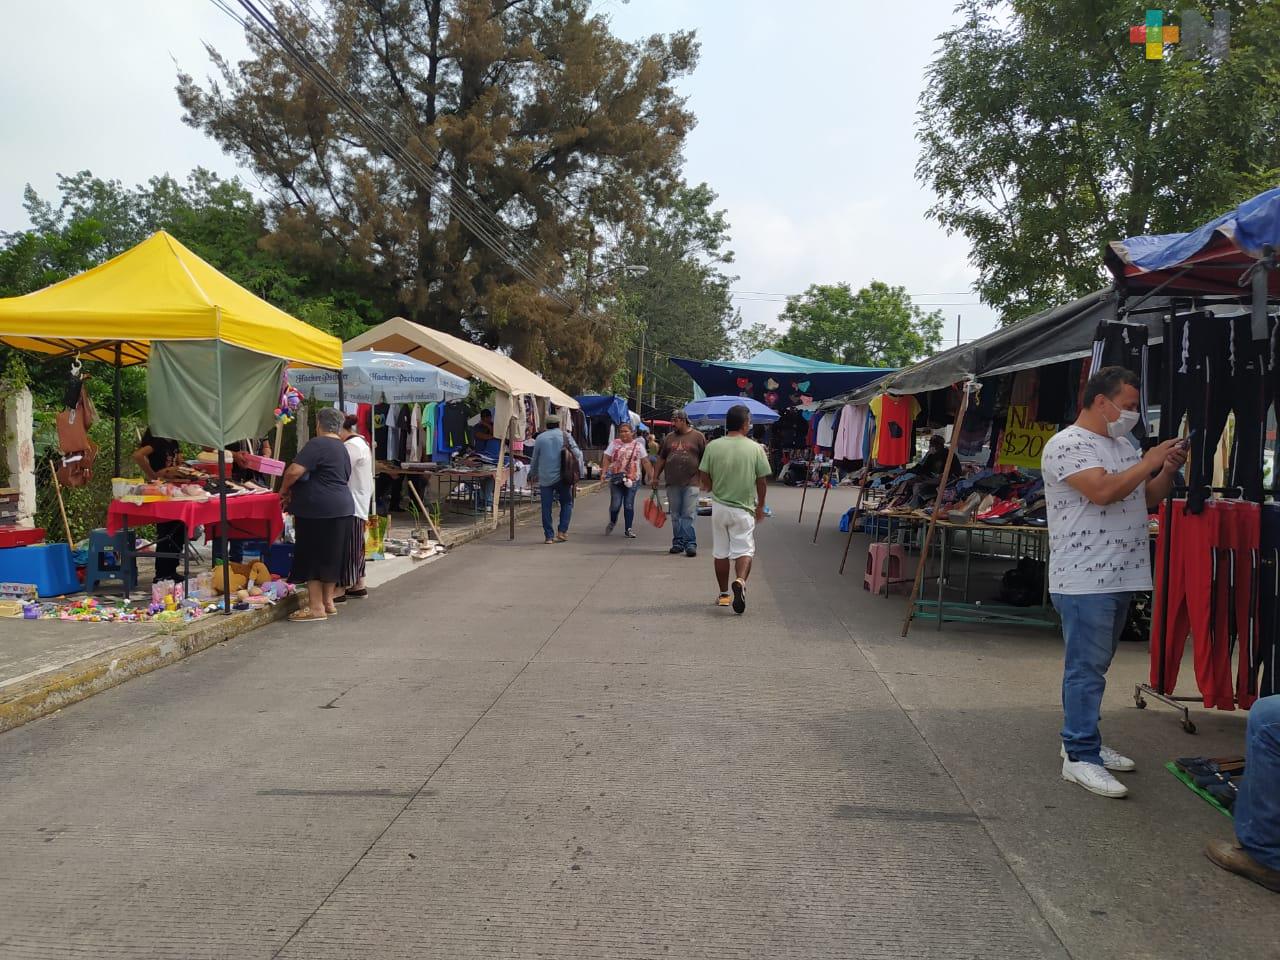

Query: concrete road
[[1, 485, 1275, 959]]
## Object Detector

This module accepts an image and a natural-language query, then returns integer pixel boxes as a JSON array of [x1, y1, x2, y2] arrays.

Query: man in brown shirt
[[652, 409, 708, 557]]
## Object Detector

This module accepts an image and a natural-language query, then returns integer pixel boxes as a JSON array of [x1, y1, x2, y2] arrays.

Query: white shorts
[[711, 502, 756, 560]]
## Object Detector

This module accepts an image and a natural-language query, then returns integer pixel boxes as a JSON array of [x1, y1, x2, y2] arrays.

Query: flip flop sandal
[[289, 610, 327, 623]]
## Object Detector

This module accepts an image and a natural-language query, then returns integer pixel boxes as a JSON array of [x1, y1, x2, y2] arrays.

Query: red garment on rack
[[1151, 499, 1259, 710]]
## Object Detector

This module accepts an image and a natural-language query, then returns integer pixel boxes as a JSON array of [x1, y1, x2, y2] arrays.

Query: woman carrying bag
[[601, 422, 647, 538]]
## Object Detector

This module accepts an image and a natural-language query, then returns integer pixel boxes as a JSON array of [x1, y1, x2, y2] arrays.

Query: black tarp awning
[[823, 288, 1175, 406]]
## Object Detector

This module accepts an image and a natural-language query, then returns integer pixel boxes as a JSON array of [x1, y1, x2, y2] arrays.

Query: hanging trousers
[[1162, 313, 1266, 513], [1151, 499, 1259, 710], [1091, 321, 1149, 437], [1257, 506, 1280, 699]]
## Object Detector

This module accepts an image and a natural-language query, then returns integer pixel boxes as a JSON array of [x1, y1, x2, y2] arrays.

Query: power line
[[214, 0, 580, 311]]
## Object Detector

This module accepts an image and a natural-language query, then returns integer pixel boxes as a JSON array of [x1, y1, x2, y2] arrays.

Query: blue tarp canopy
[[670, 349, 893, 406], [574, 394, 631, 424], [1106, 186, 1280, 296]]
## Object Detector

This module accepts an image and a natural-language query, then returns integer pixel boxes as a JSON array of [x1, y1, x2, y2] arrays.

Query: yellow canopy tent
[[0, 230, 342, 369], [0, 231, 343, 611], [0, 230, 342, 457]]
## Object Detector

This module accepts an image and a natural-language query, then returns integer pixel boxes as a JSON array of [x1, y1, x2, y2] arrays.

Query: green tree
[[774, 282, 942, 366], [918, 0, 1280, 324], [736, 322, 779, 359], [613, 183, 739, 409], [177, 0, 698, 389]]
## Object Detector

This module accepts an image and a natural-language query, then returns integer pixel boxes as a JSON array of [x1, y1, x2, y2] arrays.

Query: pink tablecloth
[[106, 492, 284, 543]]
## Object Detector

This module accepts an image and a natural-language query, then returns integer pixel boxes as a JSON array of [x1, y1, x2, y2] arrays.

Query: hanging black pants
[[1168, 313, 1266, 513], [1092, 321, 1150, 437]]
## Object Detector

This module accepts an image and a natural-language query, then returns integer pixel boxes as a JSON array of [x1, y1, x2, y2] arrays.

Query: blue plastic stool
[[84, 528, 138, 594]]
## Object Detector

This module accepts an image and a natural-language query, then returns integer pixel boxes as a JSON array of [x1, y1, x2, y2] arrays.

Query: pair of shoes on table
[[1060, 744, 1136, 798], [978, 498, 1024, 523], [946, 492, 988, 523], [1206, 840, 1280, 893]]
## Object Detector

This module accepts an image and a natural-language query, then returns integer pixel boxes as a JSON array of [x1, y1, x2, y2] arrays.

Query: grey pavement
[[0, 484, 1275, 959]]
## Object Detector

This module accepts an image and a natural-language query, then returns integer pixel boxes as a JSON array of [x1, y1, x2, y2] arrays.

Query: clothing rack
[[1133, 272, 1279, 731]]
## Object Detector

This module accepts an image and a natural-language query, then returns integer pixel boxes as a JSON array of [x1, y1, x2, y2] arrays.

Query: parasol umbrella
[[288, 350, 470, 404], [683, 395, 780, 426]]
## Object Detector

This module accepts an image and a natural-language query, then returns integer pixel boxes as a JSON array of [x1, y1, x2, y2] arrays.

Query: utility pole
[[635, 326, 646, 420], [956, 313, 961, 348]]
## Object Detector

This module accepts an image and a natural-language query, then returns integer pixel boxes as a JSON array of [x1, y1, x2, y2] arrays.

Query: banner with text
[[998, 405, 1056, 469]]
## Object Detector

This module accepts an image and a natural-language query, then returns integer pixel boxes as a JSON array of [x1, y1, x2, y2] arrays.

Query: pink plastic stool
[[864, 542, 908, 596]]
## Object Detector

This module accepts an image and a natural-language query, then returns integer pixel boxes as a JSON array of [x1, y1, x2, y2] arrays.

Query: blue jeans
[[608, 481, 637, 529], [540, 481, 574, 540], [1237, 695, 1280, 871], [667, 484, 699, 549], [1052, 591, 1132, 765]]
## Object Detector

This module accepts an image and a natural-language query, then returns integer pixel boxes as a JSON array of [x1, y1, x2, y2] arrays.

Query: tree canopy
[[177, 0, 699, 391], [918, 0, 1280, 324], [613, 182, 739, 410], [773, 282, 942, 367]]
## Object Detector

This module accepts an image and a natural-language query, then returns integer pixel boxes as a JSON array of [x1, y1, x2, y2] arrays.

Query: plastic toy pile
[[4, 571, 297, 624]]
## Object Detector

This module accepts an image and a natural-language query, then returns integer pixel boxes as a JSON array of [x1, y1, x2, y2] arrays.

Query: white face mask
[[1105, 399, 1140, 438]]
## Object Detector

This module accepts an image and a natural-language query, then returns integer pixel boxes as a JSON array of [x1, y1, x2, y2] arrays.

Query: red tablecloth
[[106, 492, 284, 543]]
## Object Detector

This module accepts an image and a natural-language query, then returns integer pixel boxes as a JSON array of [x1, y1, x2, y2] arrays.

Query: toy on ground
[[211, 560, 272, 595]]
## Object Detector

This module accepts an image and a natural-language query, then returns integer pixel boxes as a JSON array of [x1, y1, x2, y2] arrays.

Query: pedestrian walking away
[[528, 412, 585, 544], [279, 406, 355, 623], [1042, 365, 1185, 798], [653, 408, 707, 557], [697, 403, 771, 614], [601, 422, 645, 538]]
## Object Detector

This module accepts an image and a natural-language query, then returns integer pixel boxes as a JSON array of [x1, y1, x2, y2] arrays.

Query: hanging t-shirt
[[834, 404, 869, 461], [372, 403, 390, 460], [815, 411, 837, 449], [869, 394, 921, 466], [1041, 424, 1151, 595]]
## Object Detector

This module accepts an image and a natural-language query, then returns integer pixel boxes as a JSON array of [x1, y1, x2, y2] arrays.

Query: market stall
[[817, 287, 1178, 634], [1106, 186, 1280, 739], [343, 317, 579, 538], [0, 230, 342, 615]]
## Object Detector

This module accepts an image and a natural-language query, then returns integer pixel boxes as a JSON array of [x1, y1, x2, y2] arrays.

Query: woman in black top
[[132, 429, 186, 582], [279, 407, 353, 622]]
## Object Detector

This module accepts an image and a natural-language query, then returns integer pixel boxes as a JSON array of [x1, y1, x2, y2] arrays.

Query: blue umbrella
[[683, 395, 780, 426], [288, 350, 470, 404]]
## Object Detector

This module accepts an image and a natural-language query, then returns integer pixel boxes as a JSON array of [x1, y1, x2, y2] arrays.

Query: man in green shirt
[[698, 403, 772, 614]]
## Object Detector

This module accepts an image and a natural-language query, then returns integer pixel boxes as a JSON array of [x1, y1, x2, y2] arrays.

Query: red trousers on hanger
[[1151, 500, 1259, 710]]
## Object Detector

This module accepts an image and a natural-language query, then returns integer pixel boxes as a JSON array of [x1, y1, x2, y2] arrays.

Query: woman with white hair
[[279, 405, 354, 622]]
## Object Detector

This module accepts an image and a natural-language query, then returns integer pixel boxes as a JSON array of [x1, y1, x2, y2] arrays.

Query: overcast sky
[[0, 0, 999, 347]]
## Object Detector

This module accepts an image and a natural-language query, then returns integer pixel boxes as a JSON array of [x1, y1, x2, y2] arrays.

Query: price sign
[[998, 405, 1056, 468]]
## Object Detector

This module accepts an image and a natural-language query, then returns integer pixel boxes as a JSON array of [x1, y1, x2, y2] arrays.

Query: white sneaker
[[1059, 744, 1136, 773], [1062, 757, 1128, 798]]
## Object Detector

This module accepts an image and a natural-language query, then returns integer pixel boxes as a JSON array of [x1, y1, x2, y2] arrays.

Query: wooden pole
[[49, 458, 74, 550], [508, 421, 517, 540], [269, 422, 284, 491], [404, 471, 444, 544], [838, 471, 872, 575], [797, 467, 809, 522], [811, 467, 833, 543], [900, 381, 972, 637]]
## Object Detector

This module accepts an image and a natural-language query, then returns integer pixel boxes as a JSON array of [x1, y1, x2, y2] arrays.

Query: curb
[[0, 596, 299, 735], [0, 482, 602, 735]]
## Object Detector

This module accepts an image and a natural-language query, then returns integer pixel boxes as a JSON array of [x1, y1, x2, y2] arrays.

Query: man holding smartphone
[[1041, 366, 1186, 798]]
